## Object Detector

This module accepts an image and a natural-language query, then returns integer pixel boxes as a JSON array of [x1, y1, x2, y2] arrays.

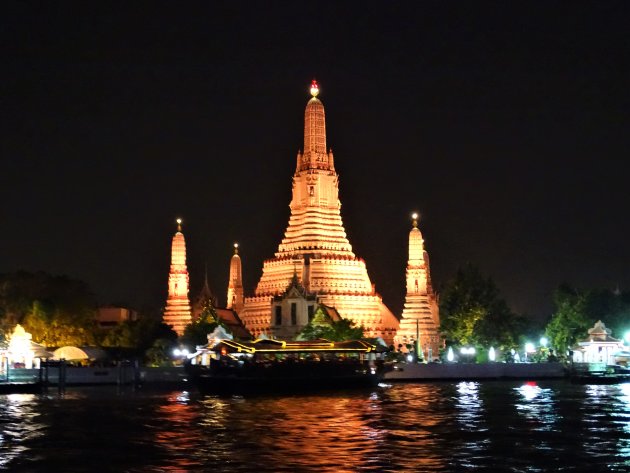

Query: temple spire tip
[[310, 79, 319, 97], [411, 212, 419, 228], [176, 218, 182, 232], [233, 242, 239, 255]]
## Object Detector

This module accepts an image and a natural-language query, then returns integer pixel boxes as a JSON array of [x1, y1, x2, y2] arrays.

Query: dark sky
[[2, 1, 629, 320]]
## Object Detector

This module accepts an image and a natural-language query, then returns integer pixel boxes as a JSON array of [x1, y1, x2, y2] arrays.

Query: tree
[[439, 264, 524, 350], [180, 301, 224, 348], [145, 338, 176, 367], [545, 285, 630, 354], [0, 271, 98, 346], [297, 307, 364, 341], [584, 288, 630, 340], [99, 312, 177, 352]]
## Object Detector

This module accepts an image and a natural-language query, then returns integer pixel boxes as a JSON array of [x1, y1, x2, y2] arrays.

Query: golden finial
[[233, 242, 239, 255], [411, 212, 419, 228], [176, 218, 182, 232], [310, 79, 319, 97]]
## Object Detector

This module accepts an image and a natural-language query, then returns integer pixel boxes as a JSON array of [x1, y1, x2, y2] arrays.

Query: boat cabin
[[190, 338, 384, 367]]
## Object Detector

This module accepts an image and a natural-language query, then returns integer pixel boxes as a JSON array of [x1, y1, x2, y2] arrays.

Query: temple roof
[[215, 308, 252, 340], [579, 320, 620, 343]]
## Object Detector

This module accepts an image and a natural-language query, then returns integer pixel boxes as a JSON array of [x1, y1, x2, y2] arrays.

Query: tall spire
[[163, 218, 192, 335], [304, 80, 326, 155], [240, 81, 399, 342], [298, 80, 333, 172], [395, 212, 441, 359], [226, 242, 244, 313], [408, 212, 425, 271]]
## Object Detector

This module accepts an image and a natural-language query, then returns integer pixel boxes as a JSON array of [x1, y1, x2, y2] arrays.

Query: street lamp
[[447, 346, 455, 362], [524, 342, 536, 362], [489, 346, 496, 362], [540, 337, 548, 348], [460, 347, 476, 362]]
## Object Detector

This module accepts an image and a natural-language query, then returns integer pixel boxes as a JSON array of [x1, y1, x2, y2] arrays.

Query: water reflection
[[514, 382, 559, 431], [579, 383, 630, 471], [455, 381, 484, 431], [0, 394, 45, 469], [149, 390, 200, 471], [5, 382, 630, 472], [614, 384, 630, 465]]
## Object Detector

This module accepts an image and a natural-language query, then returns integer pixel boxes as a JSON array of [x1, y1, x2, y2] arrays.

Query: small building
[[96, 306, 138, 329], [2, 325, 51, 369], [572, 320, 624, 365]]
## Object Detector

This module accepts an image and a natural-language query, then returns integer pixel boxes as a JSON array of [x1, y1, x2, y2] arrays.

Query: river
[[1, 380, 629, 472]]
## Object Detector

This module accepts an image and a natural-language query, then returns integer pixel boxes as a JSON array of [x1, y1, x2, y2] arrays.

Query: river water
[[1, 380, 629, 472]]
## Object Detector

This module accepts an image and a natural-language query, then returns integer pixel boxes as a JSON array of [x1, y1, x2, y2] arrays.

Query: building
[[239, 81, 399, 342], [162, 219, 192, 335], [572, 320, 624, 365], [226, 243, 244, 313], [96, 306, 138, 329], [394, 213, 441, 359]]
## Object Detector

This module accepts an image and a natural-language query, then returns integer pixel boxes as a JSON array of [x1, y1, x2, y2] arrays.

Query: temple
[[394, 213, 441, 359], [162, 219, 192, 335], [239, 81, 399, 342], [226, 243, 244, 313]]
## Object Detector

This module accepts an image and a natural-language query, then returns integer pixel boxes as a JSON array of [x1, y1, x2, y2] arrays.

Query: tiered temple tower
[[240, 81, 399, 341], [226, 243, 244, 313], [394, 213, 441, 359], [163, 219, 192, 335]]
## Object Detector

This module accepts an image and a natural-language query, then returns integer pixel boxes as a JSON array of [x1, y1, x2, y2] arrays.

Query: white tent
[[52, 346, 108, 361]]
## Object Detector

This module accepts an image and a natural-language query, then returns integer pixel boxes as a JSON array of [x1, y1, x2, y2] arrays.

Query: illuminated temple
[[239, 81, 399, 342], [394, 213, 441, 358], [163, 219, 192, 335], [226, 243, 244, 314]]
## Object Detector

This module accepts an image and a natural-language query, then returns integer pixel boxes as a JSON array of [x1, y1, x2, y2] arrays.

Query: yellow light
[[411, 213, 418, 220], [310, 79, 319, 97], [234, 242, 239, 248], [176, 218, 182, 224]]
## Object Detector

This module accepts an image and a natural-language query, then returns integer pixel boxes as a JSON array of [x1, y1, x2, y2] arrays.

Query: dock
[[384, 362, 567, 382]]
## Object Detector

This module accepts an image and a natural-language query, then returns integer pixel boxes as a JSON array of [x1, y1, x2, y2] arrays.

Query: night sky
[[3, 2, 629, 321]]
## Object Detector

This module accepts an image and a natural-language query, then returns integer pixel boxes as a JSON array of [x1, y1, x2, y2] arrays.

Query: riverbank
[[3, 366, 188, 389], [384, 361, 567, 381], [2, 363, 568, 391]]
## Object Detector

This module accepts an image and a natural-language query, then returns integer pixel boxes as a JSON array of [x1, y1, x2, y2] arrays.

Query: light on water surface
[[3, 383, 630, 472]]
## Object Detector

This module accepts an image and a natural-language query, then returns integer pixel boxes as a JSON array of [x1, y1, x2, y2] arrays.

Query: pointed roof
[[194, 263, 218, 308], [582, 320, 620, 343], [170, 218, 187, 268], [282, 269, 307, 298]]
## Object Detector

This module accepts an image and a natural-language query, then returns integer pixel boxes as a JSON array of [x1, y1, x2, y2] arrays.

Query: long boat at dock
[[0, 381, 42, 394], [186, 338, 388, 394]]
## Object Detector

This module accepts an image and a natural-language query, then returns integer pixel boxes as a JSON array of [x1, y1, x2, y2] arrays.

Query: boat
[[570, 373, 630, 385], [185, 338, 388, 394], [570, 365, 630, 385]]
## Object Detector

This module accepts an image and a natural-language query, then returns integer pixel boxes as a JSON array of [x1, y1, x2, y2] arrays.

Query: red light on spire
[[310, 79, 319, 97]]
